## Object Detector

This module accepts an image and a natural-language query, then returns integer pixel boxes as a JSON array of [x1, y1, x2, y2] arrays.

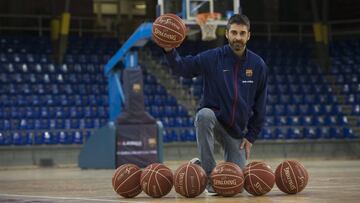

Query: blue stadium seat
[[177, 105, 188, 117], [59, 131, 73, 144], [303, 127, 319, 139], [73, 131, 83, 144], [343, 127, 354, 138], [0, 132, 13, 145], [261, 128, 273, 140], [352, 105, 360, 115], [287, 127, 303, 139], [338, 116, 349, 126], [274, 128, 286, 139], [287, 116, 300, 126], [286, 105, 299, 115], [43, 131, 59, 145], [164, 106, 176, 117], [12, 132, 31, 145], [187, 129, 196, 141], [326, 127, 338, 138], [324, 116, 338, 125], [266, 105, 274, 116], [274, 105, 285, 116]]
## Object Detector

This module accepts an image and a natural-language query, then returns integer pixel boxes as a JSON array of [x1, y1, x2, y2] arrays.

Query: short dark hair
[[226, 14, 250, 31]]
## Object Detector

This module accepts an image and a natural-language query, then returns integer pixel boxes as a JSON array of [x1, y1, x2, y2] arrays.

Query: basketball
[[210, 162, 244, 197], [152, 13, 187, 49], [275, 160, 309, 194], [140, 163, 173, 198], [243, 161, 275, 196], [112, 163, 142, 198], [173, 162, 207, 198]]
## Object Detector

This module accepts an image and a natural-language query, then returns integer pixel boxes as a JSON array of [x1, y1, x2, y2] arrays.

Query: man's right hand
[[164, 48, 173, 52]]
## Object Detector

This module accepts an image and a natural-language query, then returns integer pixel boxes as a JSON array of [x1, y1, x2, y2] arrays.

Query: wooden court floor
[[0, 159, 359, 203]]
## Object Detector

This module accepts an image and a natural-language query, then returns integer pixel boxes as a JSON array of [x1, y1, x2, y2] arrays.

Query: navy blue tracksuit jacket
[[164, 44, 268, 143]]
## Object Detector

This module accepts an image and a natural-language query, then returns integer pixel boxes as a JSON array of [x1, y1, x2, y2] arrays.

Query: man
[[163, 14, 268, 195]]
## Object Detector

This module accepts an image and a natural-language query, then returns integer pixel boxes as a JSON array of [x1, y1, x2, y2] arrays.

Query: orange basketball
[[210, 162, 244, 197], [275, 160, 309, 194], [140, 163, 173, 198], [112, 163, 142, 198], [243, 161, 275, 196], [152, 13, 186, 49], [173, 162, 207, 198]]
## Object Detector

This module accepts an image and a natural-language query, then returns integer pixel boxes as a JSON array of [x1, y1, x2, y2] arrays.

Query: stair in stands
[[139, 50, 197, 116]]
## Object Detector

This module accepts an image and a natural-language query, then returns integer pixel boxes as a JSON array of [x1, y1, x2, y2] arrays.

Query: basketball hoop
[[196, 12, 221, 41]]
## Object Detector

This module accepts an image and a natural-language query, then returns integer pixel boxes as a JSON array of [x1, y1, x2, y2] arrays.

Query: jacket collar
[[225, 44, 249, 63]]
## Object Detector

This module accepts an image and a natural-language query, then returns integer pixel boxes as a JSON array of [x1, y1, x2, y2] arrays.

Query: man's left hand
[[240, 138, 253, 160]]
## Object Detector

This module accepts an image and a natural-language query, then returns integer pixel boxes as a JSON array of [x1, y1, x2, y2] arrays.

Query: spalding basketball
[[210, 162, 244, 197], [174, 162, 207, 198], [243, 161, 275, 196], [275, 160, 309, 194], [140, 163, 173, 198], [112, 163, 142, 198], [152, 13, 187, 49]]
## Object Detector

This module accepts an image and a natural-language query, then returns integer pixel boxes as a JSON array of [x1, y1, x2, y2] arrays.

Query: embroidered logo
[[245, 69, 253, 77]]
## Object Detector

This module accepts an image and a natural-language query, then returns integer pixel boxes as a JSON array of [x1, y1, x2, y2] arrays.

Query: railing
[[1, 14, 360, 40]]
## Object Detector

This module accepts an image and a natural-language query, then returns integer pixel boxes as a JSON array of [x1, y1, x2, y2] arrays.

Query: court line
[[0, 193, 147, 203], [306, 184, 360, 189]]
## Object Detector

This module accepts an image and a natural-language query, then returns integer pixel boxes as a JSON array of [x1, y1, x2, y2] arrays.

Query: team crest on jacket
[[245, 69, 253, 77]]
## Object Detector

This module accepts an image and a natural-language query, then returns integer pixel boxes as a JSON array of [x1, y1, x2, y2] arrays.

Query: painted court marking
[[0, 193, 147, 203]]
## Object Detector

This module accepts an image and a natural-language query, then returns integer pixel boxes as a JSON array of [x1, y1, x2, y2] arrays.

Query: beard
[[229, 40, 246, 52]]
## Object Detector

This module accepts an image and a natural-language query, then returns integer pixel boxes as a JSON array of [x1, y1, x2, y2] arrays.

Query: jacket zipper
[[229, 60, 240, 127]]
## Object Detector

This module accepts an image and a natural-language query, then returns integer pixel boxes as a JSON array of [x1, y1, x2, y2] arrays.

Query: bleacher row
[[1, 36, 359, 146], [0, 36, 113, 145]]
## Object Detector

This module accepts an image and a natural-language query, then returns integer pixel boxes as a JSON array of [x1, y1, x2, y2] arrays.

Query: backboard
[[157, 0, 240, 26]]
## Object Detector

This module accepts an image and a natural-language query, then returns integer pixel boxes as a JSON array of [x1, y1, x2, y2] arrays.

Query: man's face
[[225, 24, 250, 52]]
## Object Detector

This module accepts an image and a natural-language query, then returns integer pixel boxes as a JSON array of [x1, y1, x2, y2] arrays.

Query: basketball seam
[[245, 173, 273, 191], [152, 23, 184, 40], [155, 170, 164, 196], [295, 160, 309, 185], [247, 162, 266, 168], [157, 15, 187, 35], [286, 160, 299, 193], [212, 174, 244, 179], [244, 169, 274, 178], [147, 164, 158, 195], [190, 164, 202, 196], [185, 162, 190, 197], [113, 164, 127, 187], [121, 183, 138, 193], [280, 162, 291, 193], [152, 30, 184, 43], [116, 169, 141, 191], [247, 165, 260, 195]]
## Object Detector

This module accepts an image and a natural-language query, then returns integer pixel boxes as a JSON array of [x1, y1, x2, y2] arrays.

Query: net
[[196, 12, 221, 41]]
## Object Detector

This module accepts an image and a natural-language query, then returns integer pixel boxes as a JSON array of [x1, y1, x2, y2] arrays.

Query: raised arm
[[163, 48, 206, 78]]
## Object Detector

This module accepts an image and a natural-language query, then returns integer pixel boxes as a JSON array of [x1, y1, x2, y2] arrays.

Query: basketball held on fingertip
[[210, 162, 244, 197], [140, 163, 173, 198], [152, 13, 187, 49], [112, 163, 142, 198], [275, 160, 309, 194], [173, 162, 207, 198], [243, 161, 275, 196]]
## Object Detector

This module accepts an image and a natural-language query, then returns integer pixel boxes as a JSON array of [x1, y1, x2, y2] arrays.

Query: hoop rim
[[196, 12, 222, 25]]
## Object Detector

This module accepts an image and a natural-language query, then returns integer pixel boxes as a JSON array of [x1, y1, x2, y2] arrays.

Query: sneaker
[[205, 184, 218, 196], [189, 157, 201, 166]]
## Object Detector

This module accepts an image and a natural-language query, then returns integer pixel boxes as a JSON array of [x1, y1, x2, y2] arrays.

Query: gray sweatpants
[[194, 108, 247, 176]]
